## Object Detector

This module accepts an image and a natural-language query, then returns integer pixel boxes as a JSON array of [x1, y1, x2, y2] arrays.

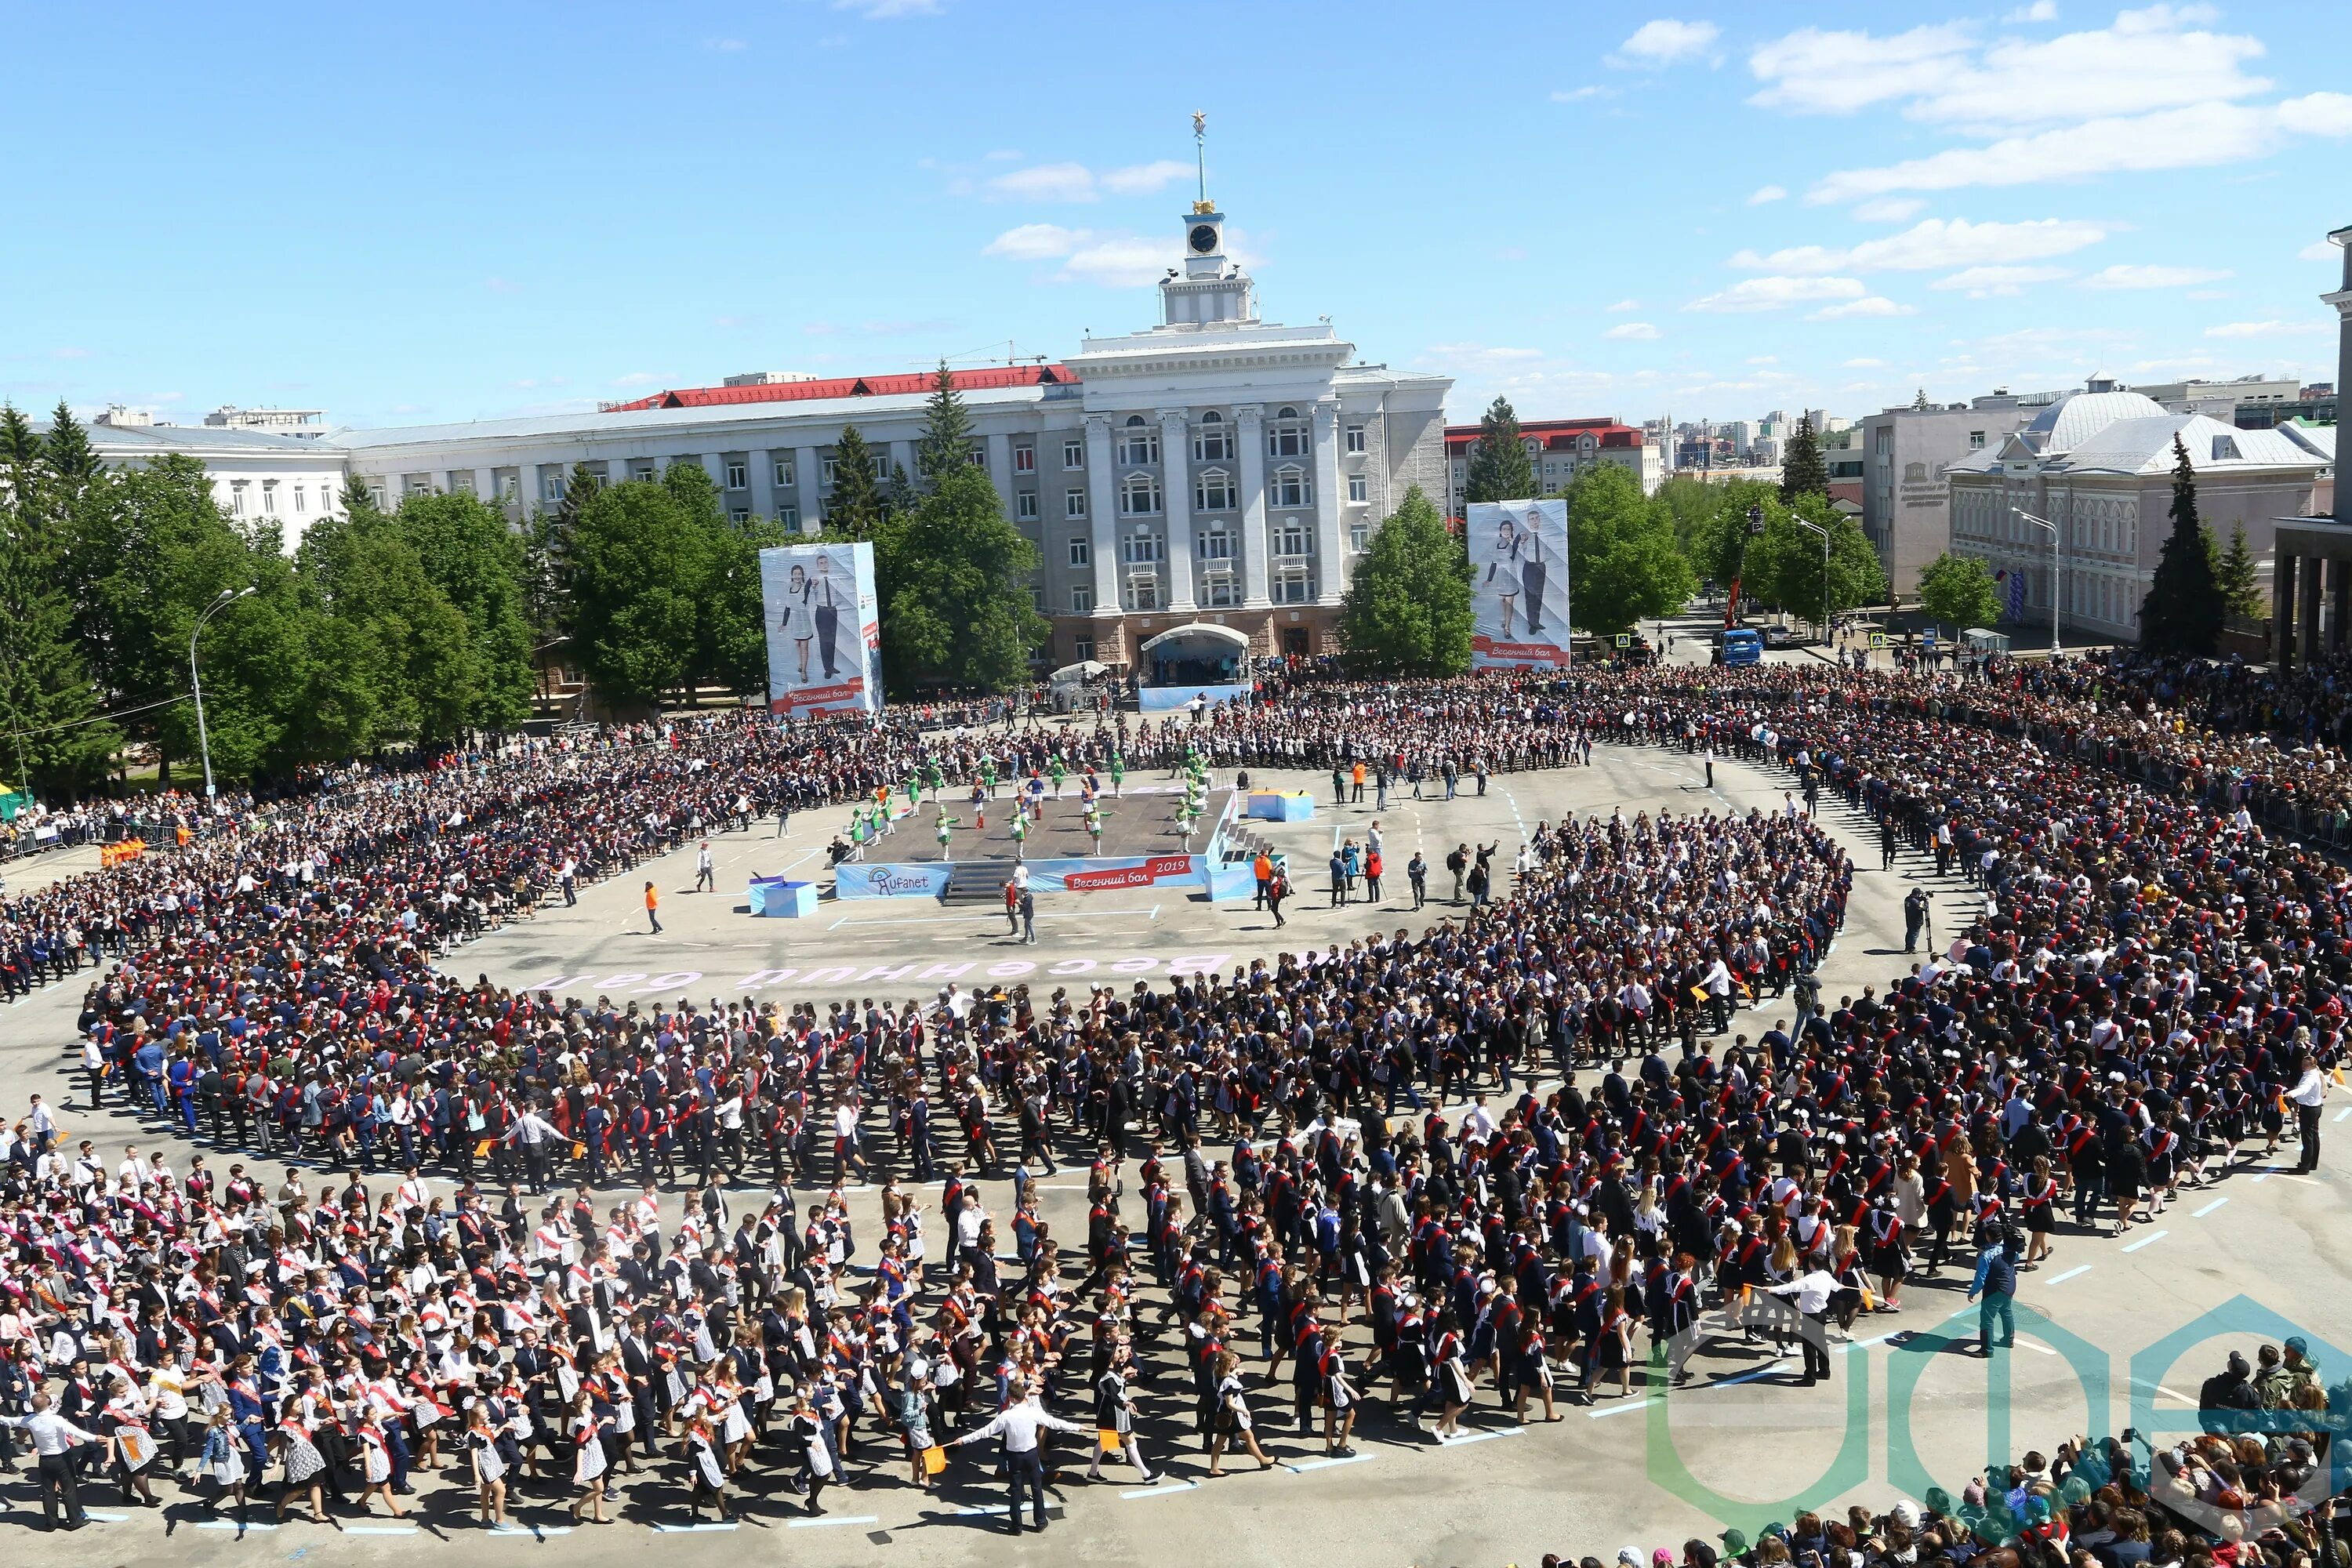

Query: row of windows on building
[[223, 478, 336, 519], [1047, 565, 1318, 615], [1954, 492, 2143, 557]]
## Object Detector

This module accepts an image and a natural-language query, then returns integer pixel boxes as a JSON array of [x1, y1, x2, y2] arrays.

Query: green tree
[[1655, 474, 1722, 558], [915, 361, 975, 487], [825, 426, 891, 540], [873, 465, 1045, 692], [42, 399, 100, 485], [1915, 550, 2001, 631], [1338, 485, 1473, 674], [1561, 464, 1696, 634], [296, 507, 480, 752], [1684, 477, 1780, 591], [2138, 434, 2223, 655], [1463, 396, 1536, 504], [2214, 521, 2264, 622], [394, 491, 535, 731], [0, 412, 115, 796], [698, 514, 789, 697], [568, 478, 706, 710], [1745, 493, 1884, 626], [1780, 414, 1828, 503]]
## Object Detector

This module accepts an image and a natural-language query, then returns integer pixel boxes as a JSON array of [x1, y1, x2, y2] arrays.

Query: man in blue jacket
[[1965, 1225, 2017, 1356]]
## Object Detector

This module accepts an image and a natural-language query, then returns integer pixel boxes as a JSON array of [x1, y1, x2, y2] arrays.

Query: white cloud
[[1746, 355, 1780, 365], [2080, 263, 2231, 289], [2203, 319, 2321, 339], [1844, 357, 1891, 368], [833, 0, 942, 16], [1747, 24, 1976, 116], [1551, 85, 1610, 103], [1604, 321, 1661, 339], [1930, 264, 2071, 296], [978, 158, 1198, 203], [1748, 184, 1788, 205], [1056, 236, 1170, 288], [1607, 298, 1641, 312], [1684, 276, 1867, 312], [982, 223, 1089, 260], [1808, 296, 1918, 320], [2003, 0, 2058, 20], [1851, 197, 1928, 223], [1810, 95, 2352, 202], [608, 372, 673, 387], [1751, 9, 2267, 129], [1613, 19, 1721, 67], [1099, 159, 1193, 196], [1730, 216, 2105, 274], [985, 162, 1097, 202], [2300, 239, 2339, 261]]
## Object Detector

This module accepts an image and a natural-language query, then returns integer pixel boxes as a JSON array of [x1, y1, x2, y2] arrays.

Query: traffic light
[[1746, 504, 1766, 537]]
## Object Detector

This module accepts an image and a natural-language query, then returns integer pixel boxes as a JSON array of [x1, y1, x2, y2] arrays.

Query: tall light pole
[[2011, 508, 2062, 656], [1788, 515, 1833, 642], [189, 586, 255, 799]]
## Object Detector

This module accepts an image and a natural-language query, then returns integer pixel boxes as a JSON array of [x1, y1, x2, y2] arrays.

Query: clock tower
[[1160, 201, 1257, 327]]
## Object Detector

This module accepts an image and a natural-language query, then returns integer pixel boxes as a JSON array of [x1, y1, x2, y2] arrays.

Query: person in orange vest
[[1350, 760, 1367, 804], [644, 880, 662, 935], [1253, 852, 1273, 910]]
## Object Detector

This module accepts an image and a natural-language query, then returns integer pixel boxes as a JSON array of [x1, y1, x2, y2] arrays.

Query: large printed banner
[[1468, 498, 1572, 670], [760, 541, 882, 719]]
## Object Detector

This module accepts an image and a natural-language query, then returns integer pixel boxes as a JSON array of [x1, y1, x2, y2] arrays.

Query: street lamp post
[[1788, 515, 1833, 642], [189, 586, 255, 798], [2010, 509, 2063, 656]]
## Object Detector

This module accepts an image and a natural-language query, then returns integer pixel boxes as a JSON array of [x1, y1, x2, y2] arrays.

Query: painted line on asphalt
[[1712, 1357, 1793, 1389], [2336, 1107, 2351, 1123], [2045, 1264, 2092, 1286], [346, 1525, 421, 1535], [197, 1519, 278, 1530], [652, 1520, 741, 1531], [788, 1514, 878, 1529], [1436, 1425, 1528, 1447], [1592, 1395, 1664, 1418], [84, 1510, 132, 1522], [954, 1503, 1065, 1517], [486, 1524, 573, 1537], [1120, 1479, 1199, 1500], [1284, 1454, 1377, 1473], [2192, 1196, 2229, 1218], [2122, 1229, 2169, 1254]]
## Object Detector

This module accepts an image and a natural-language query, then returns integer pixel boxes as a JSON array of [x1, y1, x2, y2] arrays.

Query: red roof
[[1445, 416, 1643, 455], [603, 363, 1076, 412]]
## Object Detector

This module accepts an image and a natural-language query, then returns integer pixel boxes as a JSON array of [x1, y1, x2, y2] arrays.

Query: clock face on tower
[[1188, 223, 1219, 255]]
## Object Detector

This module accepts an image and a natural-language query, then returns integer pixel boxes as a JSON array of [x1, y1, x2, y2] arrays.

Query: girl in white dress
[[466, 1405, 510, 1530], [568, 1391, 609, 1524]]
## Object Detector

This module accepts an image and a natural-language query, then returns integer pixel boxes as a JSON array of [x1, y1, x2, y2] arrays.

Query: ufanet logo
[[1641, 1295, 2351, 1537]]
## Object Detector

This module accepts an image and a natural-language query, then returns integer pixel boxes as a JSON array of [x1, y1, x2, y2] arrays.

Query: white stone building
[[329, 202, 1450, 667], [67, 417, 351, 549], [1946, 380, 2333, 641]]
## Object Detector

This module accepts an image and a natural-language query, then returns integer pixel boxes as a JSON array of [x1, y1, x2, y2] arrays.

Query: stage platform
[[830, 784, 1254, 900], [871, 783, 1232, 865]]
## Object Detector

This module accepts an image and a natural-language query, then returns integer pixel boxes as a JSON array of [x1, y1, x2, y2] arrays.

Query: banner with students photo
[[760, 541, 883, 719], [1468, 498, 1572, 669]]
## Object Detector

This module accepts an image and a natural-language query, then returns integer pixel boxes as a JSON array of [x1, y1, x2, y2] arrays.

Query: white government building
[[80, 201, 1449, 671]]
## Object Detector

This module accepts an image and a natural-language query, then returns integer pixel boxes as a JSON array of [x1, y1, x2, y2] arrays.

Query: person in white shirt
[[949, 1381, 1086, 1534], [2288, 1051, 2329, 1173], [1767, 1268, 1842, 1384], [2, 1391, 106, 1528]]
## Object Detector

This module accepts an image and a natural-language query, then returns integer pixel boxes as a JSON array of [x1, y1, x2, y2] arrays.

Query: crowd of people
[[0, 650, 2346, 1553]]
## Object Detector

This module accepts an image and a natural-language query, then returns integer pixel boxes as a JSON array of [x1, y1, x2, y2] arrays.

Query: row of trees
[[0, 367, 1047, 797], [2, 406, 538, 797], [1339, 397, 1882, 674], [537, 366, 1045, 713]]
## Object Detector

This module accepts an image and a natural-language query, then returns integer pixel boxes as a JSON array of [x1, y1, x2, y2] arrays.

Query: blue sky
[[3, 1, 2346, 432]]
